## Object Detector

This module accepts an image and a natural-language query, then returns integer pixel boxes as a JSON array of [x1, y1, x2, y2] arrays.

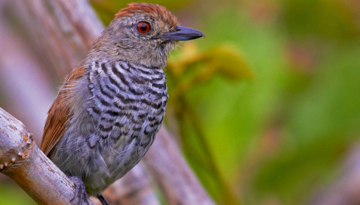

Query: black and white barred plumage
[[49, 60, 167, 194]]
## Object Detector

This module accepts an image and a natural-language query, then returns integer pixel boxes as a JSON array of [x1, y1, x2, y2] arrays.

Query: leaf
[[168, 42, 252, 81], [203, 44, 253, 81]]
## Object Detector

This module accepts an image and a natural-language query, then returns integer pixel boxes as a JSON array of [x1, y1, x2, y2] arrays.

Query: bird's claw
[[69, 176, 90, 205]]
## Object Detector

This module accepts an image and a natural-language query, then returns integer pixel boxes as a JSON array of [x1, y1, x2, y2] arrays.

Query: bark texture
[[0, 108, 93, 205]]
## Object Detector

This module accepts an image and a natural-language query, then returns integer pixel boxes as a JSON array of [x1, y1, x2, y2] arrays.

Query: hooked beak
[[156, 26, 205, 41]]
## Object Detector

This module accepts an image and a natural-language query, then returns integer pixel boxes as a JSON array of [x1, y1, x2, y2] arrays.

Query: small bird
[[40, 3, 204, 205]]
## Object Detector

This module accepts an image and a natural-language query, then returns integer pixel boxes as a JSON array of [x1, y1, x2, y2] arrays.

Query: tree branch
[[0, 107, 93, 205], [144, 127, 215, 205]]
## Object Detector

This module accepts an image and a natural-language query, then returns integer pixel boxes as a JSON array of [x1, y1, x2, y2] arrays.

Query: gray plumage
[[49, 59, 167, 195]]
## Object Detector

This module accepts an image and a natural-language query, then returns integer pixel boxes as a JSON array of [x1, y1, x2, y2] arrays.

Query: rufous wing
[[40, 66, 86, 156]]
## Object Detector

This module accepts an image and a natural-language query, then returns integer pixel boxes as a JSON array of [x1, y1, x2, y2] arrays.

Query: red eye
[[137, 22, 151, 33]]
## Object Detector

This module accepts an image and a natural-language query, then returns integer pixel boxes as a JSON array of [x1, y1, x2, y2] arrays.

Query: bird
[[40, 3, 204, 205]]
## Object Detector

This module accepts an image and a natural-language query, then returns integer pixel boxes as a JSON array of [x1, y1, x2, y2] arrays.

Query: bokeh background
[[0, 0, 360, 204]]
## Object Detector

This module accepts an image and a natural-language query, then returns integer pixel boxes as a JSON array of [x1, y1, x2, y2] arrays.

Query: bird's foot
[[69, 176, 91, 205], [97, 194, 110, 205]]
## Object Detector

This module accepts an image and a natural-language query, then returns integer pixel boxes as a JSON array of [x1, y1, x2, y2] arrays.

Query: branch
[[0, 107, 93, 205], [100, 163, 160, 205], [144, 127, 215, 205]]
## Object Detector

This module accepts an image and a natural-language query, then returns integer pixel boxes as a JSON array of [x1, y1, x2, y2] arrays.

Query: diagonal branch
[[0, 107, 94, 205], [143, 127, 215, 205]]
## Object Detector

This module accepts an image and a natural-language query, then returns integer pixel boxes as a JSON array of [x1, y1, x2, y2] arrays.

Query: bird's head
[[91, 3, 204, 68]]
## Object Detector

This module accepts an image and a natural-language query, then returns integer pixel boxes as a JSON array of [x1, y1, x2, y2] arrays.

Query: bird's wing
[[40, 66, 86, 156]]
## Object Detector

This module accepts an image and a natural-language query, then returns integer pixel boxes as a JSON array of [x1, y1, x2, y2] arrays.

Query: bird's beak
[[157, 26, 205, 41]]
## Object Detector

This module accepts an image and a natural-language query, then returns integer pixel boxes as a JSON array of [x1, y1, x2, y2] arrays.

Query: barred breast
[[87, 60, 167, 145], [49, 60, 168, 195]]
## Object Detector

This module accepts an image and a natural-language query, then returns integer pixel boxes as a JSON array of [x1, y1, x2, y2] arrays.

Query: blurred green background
[[1, 0, 360, 204]]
